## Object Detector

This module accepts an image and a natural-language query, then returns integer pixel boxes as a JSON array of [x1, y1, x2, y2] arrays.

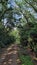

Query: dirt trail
[[0, 44, 21, 65]]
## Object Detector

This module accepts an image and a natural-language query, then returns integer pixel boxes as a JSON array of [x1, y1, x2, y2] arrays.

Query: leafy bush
[[20, 55, 34, 65], [0, 22, 15, 48], [19, 22, 37, 53]]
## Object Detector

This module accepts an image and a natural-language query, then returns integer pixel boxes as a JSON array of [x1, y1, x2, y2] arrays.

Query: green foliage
[[0, 22, 15, 48], [19, 22, 37, 54], [9, 28, 20, 44], [0, 0, 37, 52], [20, 55, 34, 65]]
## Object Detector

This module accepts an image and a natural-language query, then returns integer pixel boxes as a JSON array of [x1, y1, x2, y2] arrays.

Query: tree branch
[[0, 8, 13, 21], [25, 0, 37, 12]]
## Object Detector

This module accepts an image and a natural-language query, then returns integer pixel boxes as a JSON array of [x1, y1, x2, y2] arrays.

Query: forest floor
[[0, 44, 21, 65], [0, 44, 37, 65]]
